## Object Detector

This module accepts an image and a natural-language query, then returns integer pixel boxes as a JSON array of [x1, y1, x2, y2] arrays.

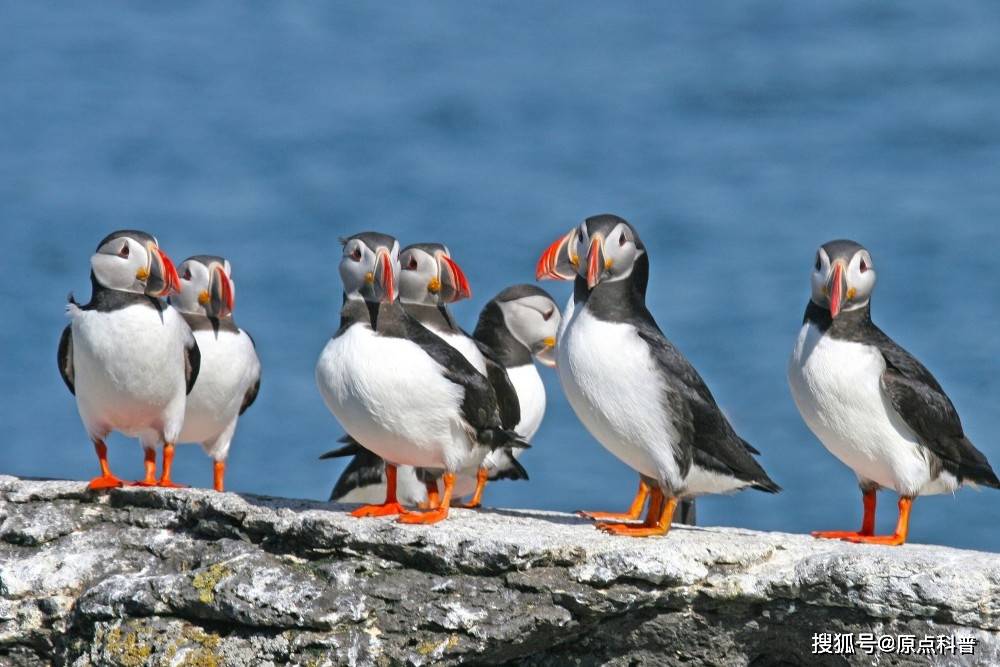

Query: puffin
[[536, 214, 779, 536], [323, 283, 562, 508], [171, 256, 261, 492], [788, 239, 999, 545], [58, 230, 199, 489], [315, 232, 527, 524]]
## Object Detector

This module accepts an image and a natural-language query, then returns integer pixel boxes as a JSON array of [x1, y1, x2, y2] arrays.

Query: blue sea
[[3, 2, 1000, 551]]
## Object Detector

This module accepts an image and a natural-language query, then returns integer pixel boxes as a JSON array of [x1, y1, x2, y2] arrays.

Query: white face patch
[[575, 222, 645, 285], [498, 295, 560, 354], [398, 248, 438, 305], [90, 236, 152, 293], [173, 259, 236, 316]]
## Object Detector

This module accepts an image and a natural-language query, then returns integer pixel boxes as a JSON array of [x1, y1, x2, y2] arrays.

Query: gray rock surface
[[1, 475, 998, 666]]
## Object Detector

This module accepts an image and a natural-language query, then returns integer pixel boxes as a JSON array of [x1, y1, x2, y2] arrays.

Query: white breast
[[316, 323, 478, 472], [788, 322, 955, 496], [178, 327, 260, 454], [70, 303, 190, 443], [558, 306, 683, 491], [507, 363, 545, 441]]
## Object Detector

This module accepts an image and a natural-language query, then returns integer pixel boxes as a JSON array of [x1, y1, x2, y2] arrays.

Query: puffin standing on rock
[[58, 230, 199, 489], [537, 215, 779, 537], [789, 240, 999, 546], [322, 281, 562, 509], [315, 232, 528, 524], [172, 256, 261, 492]]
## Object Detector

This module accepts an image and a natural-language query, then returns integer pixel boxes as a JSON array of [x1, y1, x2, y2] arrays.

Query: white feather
[[316, 322, 485, 472], [69, 303, 191, 447], [178, 327, 260, 461], [788, 321, 958, 496], [558, 306, 684, 491]]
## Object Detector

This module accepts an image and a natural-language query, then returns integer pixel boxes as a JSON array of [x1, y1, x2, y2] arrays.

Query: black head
[[809, 239, 876, 318]]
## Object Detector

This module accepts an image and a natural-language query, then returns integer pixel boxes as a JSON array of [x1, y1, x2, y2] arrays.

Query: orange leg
[[457, 468, 489, 509], [351, 464, 408, 517], [578, 478, 650, 521], [596, 488, 678, 537], [812, 488, 877, 540], [841, 496, 913, 546], [399, 473, 455, 524], [419, 480, 441, 510], [88, 440, 125, 490], [157, 443, 186, 488], [213, 461, 225, 492], [131, 448, 159, 486]]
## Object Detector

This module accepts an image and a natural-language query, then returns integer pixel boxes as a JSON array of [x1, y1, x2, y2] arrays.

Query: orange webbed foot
[[397, 508, 448, 525], [87, 474, 126, 490], [811, 530, 873, 540], [351, 502, 408, 518], [840, 533, 906, 546], [156, 479, 188, 489], [596, 523, 668, 537], [456, 499, 482, 509], [578, 510, 641, 521]]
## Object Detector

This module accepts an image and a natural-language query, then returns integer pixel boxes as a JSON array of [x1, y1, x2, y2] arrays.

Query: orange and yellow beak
[[142, 244, 181, 297], [827, 261, 847, 319], [585, 235, 608, 290], [374, 247, 396, 303], [536, 229, 579, 281], [206, 264, 235, 318], [436, 253, 472, 303]]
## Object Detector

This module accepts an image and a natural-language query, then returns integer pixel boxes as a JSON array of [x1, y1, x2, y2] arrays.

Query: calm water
[[3, 3, 1000, 550]]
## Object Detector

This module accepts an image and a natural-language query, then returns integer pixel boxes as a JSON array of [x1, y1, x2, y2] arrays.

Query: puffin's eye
[[407, 256, 418, 270], [542, 308, 554, 321], [814, 253, 821, 271], [578, 228, 585, 242], [183, 268, 192, 281], [350, 246, 362, 261], [860, 258, 869, 273], [119, 243, 130, 259], [619, 232, 627, 247]]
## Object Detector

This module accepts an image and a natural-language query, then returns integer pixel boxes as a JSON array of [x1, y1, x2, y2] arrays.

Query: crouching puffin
[[788, 240, 999, 545], [315, 232, 527, 524], [58, 230, 199, 489], [537, 215, 779, 537], [172, 256, 261, 492]]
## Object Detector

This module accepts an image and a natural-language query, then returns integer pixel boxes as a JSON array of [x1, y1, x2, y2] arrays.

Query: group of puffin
[[57, 217, 999, 546]]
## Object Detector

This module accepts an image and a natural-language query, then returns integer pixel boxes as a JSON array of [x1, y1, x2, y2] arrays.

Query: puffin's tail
[[478, 427, 531, 452], [488, 452, 530, 482], [958, 437, 1000, 489], [319, 435, 365, 460], [739, 437, 782, 494]]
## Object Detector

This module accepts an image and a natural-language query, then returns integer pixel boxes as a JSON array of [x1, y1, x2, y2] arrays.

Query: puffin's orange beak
[[438, 254, 472, 302], [207, 264, 235, 318], [586, 236, 605, 290], [374, 248, 396, 303], [536, 229, 578, 281], [144, 244, 181, 297], [828, 262, 846, 319]]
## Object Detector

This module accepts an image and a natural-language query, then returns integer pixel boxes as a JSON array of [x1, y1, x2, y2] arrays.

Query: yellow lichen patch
[[103, 622, 153, 667], [415, 635, 460, 657], [176, 625, 223, 667], [191, 563, 232, 604]]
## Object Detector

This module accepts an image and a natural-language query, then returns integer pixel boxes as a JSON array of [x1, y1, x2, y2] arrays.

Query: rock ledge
[[1, 476, 998, 666]]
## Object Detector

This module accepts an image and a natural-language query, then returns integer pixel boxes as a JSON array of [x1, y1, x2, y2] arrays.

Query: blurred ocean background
[[3, 2, 1000, 550]]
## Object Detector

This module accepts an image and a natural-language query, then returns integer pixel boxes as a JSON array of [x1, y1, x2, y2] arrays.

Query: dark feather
[[239, 375, 260, 415], [185, 337, 201, 395], [319, 436, 366, 460], [57, 325, 75, 395], [475, 341, 522, 430], [488, 453, 530, 482], [329, 448, 385, 501]]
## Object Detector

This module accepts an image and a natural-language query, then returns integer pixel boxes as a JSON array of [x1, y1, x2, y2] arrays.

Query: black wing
[[239, 376, 260, 415], [57, 325, 75, 395], [870, 326, 1000, 487], [475, 341, 521, 431], [634, 317, 780, 493], [488, 451, 530, 482], [329, 448, 386, 501], [185, 337, 201, 395], [401, 315, 526, 450]]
